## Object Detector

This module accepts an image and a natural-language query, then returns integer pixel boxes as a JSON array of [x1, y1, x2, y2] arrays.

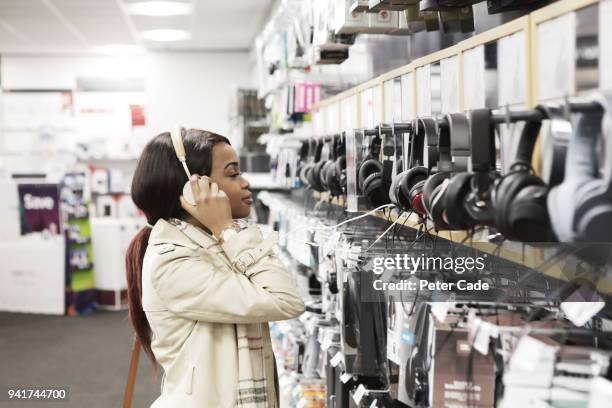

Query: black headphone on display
[[491, 107, 554, 242], [422, 113, 470, 230], [319, 140, 335, 193], [442, 108, 499, 230], [325, 134, 347, 197], [306, 140, 327, 192], [400, 118, 440, 217], [358, 135, 391, 208]]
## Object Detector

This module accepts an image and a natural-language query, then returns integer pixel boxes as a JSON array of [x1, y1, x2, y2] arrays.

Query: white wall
[[145, 52, 250, 138], [0, 52, 251, 139]]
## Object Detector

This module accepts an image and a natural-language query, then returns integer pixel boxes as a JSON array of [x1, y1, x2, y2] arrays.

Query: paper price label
[[431, 301, 453, 323], [353, 384, 367, 405], [330, 351, 344, 367], [340, 372, 353, 384]]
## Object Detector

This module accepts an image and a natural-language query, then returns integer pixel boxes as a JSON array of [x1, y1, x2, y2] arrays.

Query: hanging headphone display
[[170, 125, 197, 206], [325, 135, 346, 197], [443, 108, 498, 229], [422, 113, 470, 230], [358, 135, 391, 208], [298, 139, 314, 187], [306, 140, 327, 192], [540, 104, 573, 189], [395, 118, 440, 216], [491, 107, 554, 242], [548, 93, 612, 243]]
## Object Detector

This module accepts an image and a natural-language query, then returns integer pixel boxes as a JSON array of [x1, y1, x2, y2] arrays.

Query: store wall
[[0, 52, 251, 139], [145, 52, 250, 139]]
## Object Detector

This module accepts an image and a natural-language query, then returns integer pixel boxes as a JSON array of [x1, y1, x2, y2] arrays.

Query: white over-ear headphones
[[170, 125, 197, 205]]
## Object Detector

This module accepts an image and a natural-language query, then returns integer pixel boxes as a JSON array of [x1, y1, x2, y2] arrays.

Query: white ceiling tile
[[0, 0, 274, 53]]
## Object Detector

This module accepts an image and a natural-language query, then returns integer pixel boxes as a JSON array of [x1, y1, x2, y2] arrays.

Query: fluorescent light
[[126, 1, 192, 17], [141, 29, 191, 42], [97, 44, 144, 55]]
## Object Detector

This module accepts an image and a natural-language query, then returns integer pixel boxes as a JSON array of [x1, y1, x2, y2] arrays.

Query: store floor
[[0, 310, 160, 407]]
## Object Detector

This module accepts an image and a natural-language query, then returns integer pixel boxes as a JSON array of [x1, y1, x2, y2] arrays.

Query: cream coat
[[141, 218, 305, 407]]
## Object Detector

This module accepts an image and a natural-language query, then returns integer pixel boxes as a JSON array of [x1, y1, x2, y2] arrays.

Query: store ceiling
[[0, 0, 274, 54]]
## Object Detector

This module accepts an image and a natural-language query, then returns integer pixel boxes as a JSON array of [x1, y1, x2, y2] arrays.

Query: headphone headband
[[170, 125, 191, 180], [446, 112, 470, 172], [469, 109, 495, 173], [566, 103, 602, 181], [513, 107, 544, 167], [416, 117, 439, 170], [593, 92, 612, 193]]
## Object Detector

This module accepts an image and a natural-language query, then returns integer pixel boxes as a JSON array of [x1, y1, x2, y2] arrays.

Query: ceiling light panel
[[126, 1, 193, 17]]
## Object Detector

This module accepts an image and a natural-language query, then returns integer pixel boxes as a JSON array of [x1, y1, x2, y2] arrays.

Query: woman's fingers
[[189, 175, 201, 199], [199, 176, 211, 196], [210, 182, 219, 196]]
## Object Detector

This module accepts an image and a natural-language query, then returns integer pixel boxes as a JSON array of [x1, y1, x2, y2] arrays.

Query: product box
[[91, 217, 145, 310], [429, 317, 496, 408], [367, 10, 399, 34], [0, 234, 65, 315], [334, 0, 369, 34]]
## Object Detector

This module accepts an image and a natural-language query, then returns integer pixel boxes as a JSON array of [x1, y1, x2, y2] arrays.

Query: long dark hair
[[125, 129, 230, 370]]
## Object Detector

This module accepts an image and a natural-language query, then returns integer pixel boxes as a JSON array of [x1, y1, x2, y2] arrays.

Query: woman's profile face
[[208, 143, 252, 219]]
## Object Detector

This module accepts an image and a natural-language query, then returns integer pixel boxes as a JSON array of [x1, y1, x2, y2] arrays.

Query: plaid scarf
[[235, 323, 269, 408]]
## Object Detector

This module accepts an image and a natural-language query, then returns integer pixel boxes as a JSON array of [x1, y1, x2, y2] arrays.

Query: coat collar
[[149, 218, 218, 250]]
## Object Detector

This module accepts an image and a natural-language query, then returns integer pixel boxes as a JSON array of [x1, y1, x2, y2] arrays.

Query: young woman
[[125, 128, 305, 408]]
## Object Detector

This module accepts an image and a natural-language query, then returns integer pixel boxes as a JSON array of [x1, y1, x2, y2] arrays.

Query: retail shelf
[[311, 191, 612, 296]]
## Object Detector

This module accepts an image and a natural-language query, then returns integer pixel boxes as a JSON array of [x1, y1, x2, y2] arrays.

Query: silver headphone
[[547, 93, 612, 242]]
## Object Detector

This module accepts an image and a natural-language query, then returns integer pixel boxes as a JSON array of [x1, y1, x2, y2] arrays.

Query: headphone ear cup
[[399, 167, 429, 208], [327, 159, 343, 196], [498, 174, 551, 241], [304, 164, 315, 189], [547, 177, 583, 242], [429, 180, 452, 229], [408, 180, 428, 216], [443, 173, 474, 230], [422, 172, 450, 215], [571, 180, 612, 242], [359, 160, 383, 193], [493, 172, 523, 235], [299, 163, 310, 186], [464, 173, 497, 226], [364, 172, 391, 208], [507, 183, 552, 241], [389, 170, 406, 208], [308, 161, 325, 192], [320, 161, 332, 191]]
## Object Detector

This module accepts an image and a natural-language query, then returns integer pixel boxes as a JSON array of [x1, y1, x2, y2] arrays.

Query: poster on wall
[[17, 183, 61, 235]]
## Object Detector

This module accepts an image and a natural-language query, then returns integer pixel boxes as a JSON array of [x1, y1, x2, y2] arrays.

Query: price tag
[[370, 399, 379, 408], [330, 351, 344, 367], [561, 301, 604, 327], [510, 335, 556, 373], [473, 320, 493, 356], [431, 302, 453, 323], [340, 372, 353, 384], [352, 384, 367, 405]]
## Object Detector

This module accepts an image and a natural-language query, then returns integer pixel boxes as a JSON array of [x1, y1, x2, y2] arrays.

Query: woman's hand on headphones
[[180, 175, 233, 238]]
